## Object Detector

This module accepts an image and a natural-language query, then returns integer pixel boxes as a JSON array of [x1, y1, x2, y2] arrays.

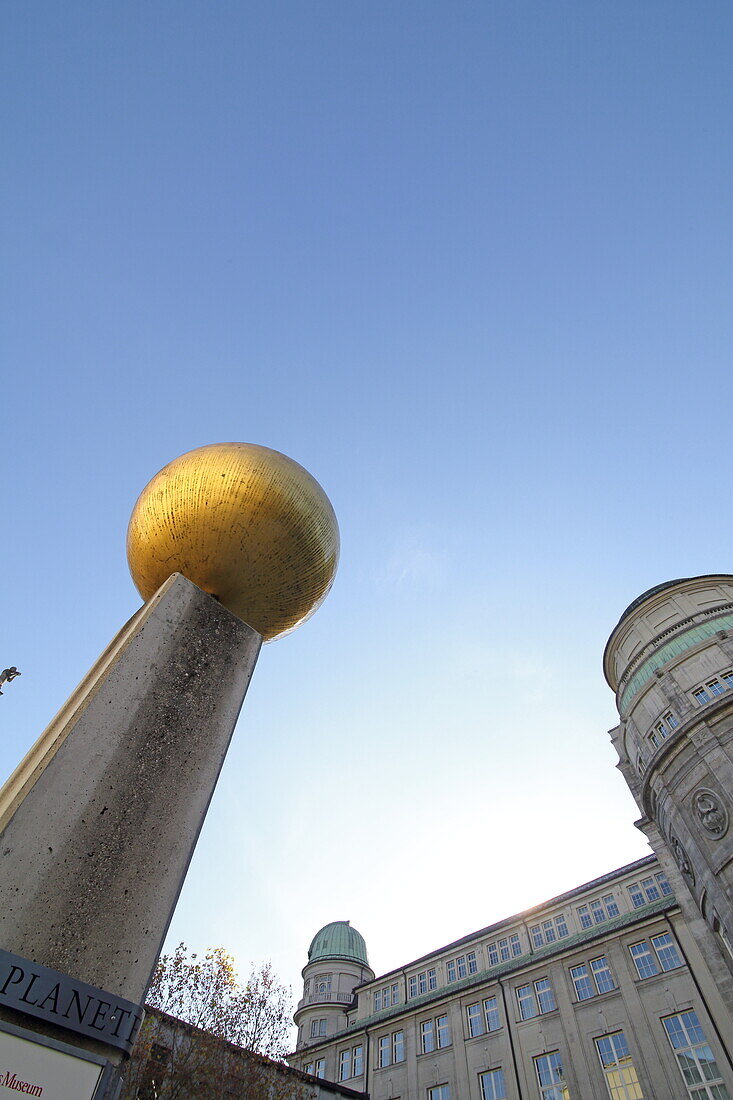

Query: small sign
[[0, 1030, 102, 1099], [0, 951, 142, 1054]]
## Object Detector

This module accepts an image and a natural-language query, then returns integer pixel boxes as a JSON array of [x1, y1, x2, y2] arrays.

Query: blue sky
[[2, 1, 732, 1016]]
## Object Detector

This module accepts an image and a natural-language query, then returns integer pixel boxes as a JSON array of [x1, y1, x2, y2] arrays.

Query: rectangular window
[[603, 894, 620, 918], [629, 940, 659, 980], [314, 1059, 325, 1079], [595, 1031, 643, 1100], [708, 679, 725, 696], [663, 1010, 730, 1099], [393, 1030, 405, 1063], [591, 899, 607, 924], [640, 876, 660, 901], [510, 933, 522, 956], [409, 976, 417, 998], [656, 872, 673, 896], [487, 942, 499, 966], [339, 1050, 351, 1081], [428, 1088, 450, 1100], [534, 1051, 569, 1100], [516, 983, 537, 1020], [651, 932, 682, 971], [654, 723, 666, 743], [457, 956, 467, 978], [484, 995, 501, 1032], [421, 1019, 435, 1053], [378, 1035, 391, 1068], [578, 905, 593, 929], [628, 883, 646, 909], [353, 1045, 363, 1076], [410, 969, 437, 997], [468, 950, 478, 972], [591, 955, 616, 993], [436, 1014, 450, 1048], [310, 1018, 327, 1037], [447, 960, 456, 983], [448, 951, 476, 981], [467, 1002, 483, 1037], [531, 926, 544, 949], [499, 938, 511, 961], [722, 672, 733, 690], [665, 710, 679, 729], [556, 914, 569, 938], [479, 1069, 507, 1100], [570, 963, 594, 1001], [535, 977, 557, 1013], [543, 919, 557, 943], [517, 977, 555, 1018], [304, 1062, 314, 1075], [694, 687, 711, 705]]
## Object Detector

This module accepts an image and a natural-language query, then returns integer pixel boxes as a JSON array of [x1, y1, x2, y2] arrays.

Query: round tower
[[605, 574, 733, 1007], [294, 921, 373, 1050]]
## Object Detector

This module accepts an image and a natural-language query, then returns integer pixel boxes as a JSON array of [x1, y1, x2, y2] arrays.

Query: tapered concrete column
[[0, 572, 260, 1011]]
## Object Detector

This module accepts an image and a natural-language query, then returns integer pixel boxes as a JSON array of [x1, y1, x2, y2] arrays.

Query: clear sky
[[2, 0, 732, 1029]]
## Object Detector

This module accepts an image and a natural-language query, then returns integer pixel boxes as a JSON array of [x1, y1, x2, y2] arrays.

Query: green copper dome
[[308, 921, 369, 966]]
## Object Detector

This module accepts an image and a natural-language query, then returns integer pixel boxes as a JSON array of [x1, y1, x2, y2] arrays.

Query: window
[[339, 1050, 351, 1081], [595, 1031, 643, 1100], [723, 672, 733, 690], [428, 1088, 450, 1100], [663, 1010, 730, 1099], [665, 710, 680, 729], [694, 687, 712, 705], [314, 1059, 325, 1079], [310, 1018, 327, 1037], [466, 996, 501, 1037], [304, 1062, 314, 1075], [570, 963, 594, 1001], [447, 950, 478, 982], [378, 1035, 390, 1068], [487, 934, 522, 965], [650, 931, 682, 970], [409, 968, 437, 998], [630, 932, 682, 978], [628, 873, 671, 908], [578, 905, 593, 929], [479, 1069, 507, 1100], [340, 1045, 363, 1079], [419, 1015, 451, 1052], [708, 679, 725, 697], [591, 955, 617, 993], [528, 914, 570, 948], [374, 982, 400, 1011], [393, 1030, 405, 1063], [314, 973, 332, 993], [604, 894, 620, 918], [629, 941, 658, 979], [567, 959, 611, 1003], [516, 977, 556, 1019], [303, 979, 310, 996], [534, 1051, 570, 1099]]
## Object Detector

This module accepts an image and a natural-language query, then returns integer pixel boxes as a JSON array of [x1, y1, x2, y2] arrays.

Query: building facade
[[290, 574, 733, 1100]]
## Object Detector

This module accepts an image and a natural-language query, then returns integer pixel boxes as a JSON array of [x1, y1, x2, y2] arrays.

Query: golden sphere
[[126, 443, 339, 642]]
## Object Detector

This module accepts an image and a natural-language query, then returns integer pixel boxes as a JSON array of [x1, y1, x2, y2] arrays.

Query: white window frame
[[479, 1068, 507, 1100], [534, 1050, 568, 1100], [594, 1031, 643, 1100], [663, 1010, 730, 1100]]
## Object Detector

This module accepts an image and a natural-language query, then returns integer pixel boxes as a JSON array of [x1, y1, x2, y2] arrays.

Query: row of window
[[692, 671, 733, 706], [396, 879, 671, 1007], [425, 1011, 728, 1100]]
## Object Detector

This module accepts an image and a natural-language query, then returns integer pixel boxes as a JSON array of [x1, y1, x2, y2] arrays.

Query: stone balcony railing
[[296, 990, 353, 1011]]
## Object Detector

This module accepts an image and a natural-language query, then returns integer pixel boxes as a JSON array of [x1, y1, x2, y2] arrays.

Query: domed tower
[[294, 921, 373, 1050], [605, 574, 733, 1009]]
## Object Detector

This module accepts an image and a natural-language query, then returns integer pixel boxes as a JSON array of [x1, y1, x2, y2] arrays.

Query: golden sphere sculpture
[[126, 443, 339, 642]]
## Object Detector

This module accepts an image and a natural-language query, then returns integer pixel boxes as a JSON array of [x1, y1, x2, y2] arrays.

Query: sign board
[[0, 1029, 103, 1099], [0, 951, 142, 1053]]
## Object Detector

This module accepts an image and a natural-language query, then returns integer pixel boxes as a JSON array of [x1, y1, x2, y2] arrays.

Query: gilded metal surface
[[126, 443, 339, 642]]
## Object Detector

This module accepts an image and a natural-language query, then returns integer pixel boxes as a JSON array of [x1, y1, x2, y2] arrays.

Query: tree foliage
[[121, 945, 310, 1100]]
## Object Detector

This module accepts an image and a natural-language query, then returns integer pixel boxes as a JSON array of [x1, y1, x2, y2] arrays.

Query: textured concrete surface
[[0, 573, 261, 1010]]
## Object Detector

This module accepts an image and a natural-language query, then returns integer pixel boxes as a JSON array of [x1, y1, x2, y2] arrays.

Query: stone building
[[289, 575, 733, 1100]]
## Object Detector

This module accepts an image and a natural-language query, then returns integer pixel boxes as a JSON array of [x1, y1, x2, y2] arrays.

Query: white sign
[[0, 1031, 102, 1099]]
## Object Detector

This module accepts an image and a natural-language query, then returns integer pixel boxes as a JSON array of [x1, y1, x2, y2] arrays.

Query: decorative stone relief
[[693, 788, 729, 839], [670, 833, 696, 886]]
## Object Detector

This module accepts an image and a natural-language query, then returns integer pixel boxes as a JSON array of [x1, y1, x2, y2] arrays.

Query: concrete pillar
[[0, 573, 260, 1061]]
